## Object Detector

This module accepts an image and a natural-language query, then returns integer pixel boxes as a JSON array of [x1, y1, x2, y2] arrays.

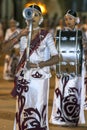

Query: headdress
[[29, 4, 42, 15], [65, 9, 80, 24], [28, 4, 43, 25]]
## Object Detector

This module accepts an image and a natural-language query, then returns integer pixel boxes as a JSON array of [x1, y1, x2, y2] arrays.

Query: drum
[[55, 30, 83, 76]]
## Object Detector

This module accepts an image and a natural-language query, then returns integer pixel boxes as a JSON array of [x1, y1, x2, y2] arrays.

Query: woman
[[64, 10, 80, 31], [1, 4, 59, 130], [3, 18, 21, 80], [50, 10, 86, 126]]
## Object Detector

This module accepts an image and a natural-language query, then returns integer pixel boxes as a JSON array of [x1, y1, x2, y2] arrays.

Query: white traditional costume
[[11, 30, 58, 130], [50, 25, 86, 125], [50, 69, 85, 126]]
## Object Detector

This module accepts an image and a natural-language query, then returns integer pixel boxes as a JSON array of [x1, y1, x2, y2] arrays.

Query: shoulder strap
[[16, 29, 48, 72]]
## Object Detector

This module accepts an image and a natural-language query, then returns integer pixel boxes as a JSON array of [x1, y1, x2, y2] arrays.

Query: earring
[[76, 17, 80, 24], [39, 17, 44, 25]]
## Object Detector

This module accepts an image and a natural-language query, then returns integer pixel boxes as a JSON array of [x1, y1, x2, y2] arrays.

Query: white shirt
[[19, 32, 58, 79]]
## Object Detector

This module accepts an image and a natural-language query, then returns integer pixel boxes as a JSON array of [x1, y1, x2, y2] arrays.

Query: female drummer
[[64, 9, 80, 31], [50, 10, 86, 126]]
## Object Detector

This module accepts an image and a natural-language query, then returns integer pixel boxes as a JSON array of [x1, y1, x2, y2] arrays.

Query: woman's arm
[[39, 55, 59, 68], [0, 28, 29, 55], [26, 54, 59, 69], [26, 32, 59, 69]]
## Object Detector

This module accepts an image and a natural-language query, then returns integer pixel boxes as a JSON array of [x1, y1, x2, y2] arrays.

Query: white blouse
[[19, 32, 58, 79]]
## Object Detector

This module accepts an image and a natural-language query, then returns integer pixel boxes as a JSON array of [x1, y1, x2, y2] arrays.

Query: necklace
[[33, 26, 40, 31]]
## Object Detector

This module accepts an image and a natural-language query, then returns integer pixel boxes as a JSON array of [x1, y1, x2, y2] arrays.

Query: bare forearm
[[39, 55, 59, 68], [0, 28, 28, 55], [26, 55, 59, 69], [0, 39, 18, 55]]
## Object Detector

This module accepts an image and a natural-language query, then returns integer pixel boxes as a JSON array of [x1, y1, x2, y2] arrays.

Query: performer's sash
[[16, 29, 48, 72], [11, 29, 48, 97]]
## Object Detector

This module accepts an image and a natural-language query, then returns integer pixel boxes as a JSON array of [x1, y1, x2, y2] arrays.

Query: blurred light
[[25, 2, 47, 15]]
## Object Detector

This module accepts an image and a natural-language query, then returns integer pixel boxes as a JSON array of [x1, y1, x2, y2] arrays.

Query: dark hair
[[29, 4, 42, 13], [66, 10, 77, 17]]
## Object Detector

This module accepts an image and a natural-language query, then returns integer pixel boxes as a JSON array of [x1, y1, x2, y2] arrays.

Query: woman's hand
[[26, 61, 37, 69], [20, 28, 29, 37]]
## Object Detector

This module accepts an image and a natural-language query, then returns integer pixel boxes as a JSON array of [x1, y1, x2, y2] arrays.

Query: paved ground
[[0, 65, 87, 130]]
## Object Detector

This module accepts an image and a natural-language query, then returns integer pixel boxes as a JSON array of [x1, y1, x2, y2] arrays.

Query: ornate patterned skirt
[[84, 76, 87, 110], [13, 73, 50, 130], [50, 75, 85, 126]]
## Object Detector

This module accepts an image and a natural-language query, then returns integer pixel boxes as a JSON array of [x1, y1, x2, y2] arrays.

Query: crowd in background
[[1, 14, 87, 42], [0, 19, 21, 80]]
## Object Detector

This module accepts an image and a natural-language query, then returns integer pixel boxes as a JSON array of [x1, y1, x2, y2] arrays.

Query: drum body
[[55, 30, 83, 76]]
